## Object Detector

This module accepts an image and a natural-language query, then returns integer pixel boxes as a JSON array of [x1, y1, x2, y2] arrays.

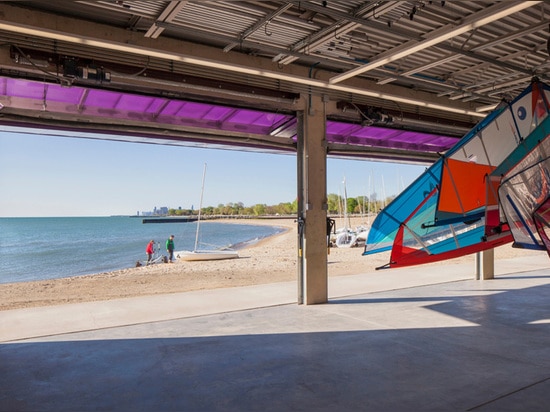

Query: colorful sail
[[364, 79, 550, 267], [363, 160, 442, 255], [534, 198, 550, 255], [435, 80, 550, 222], [498, 133, 550, 254], [378, 186, 512, 269]]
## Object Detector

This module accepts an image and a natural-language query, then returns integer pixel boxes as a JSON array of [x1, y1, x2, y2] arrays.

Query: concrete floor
[[1, 255, 549, 411]]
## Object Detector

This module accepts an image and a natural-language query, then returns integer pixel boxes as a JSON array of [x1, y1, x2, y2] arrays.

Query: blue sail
[[363, 160, 441, 255]]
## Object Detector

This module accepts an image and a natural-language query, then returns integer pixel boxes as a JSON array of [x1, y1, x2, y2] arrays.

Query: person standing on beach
[[146, 240, 155, 264], [166, 235, 175, 263]]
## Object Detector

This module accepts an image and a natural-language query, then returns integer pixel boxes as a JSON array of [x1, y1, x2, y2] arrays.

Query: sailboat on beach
[[335, 177, 358, 248], [176, 163, 239, 261]]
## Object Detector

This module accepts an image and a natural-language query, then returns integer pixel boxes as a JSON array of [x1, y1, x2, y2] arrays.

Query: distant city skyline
[[0, 131, 427, 217]]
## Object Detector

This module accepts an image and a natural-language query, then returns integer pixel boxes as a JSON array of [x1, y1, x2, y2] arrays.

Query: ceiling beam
[[376, 19, 550, 86], [274, 1, 401, 65], [145, 1, 189, 39], [223, 3, 293, 53], [0, 15, 484, 118], [329, 1, 541, 84]]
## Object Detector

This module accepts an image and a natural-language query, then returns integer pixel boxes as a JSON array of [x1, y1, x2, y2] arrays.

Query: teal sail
[[363, 160, 442, 255]]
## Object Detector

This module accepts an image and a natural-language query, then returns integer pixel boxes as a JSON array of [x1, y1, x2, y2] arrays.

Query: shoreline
[[0, 218, 299, 311], [0, 217, 543, 311], [228, 224, 289, 251]]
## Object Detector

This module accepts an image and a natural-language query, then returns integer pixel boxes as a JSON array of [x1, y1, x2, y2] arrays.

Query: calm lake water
[[0, 216, 285, 284]]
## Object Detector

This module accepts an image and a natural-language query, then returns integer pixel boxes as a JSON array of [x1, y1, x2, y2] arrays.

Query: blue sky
[[0, 131, 427, 217]]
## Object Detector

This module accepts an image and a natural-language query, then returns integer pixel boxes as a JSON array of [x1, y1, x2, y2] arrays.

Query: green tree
[[356, 196, 368, 214], [346, 197, 358, 214], [327, 193, 340, 214], [164, 196, 366, 217], [253, 203, 266, 216], [290, 198, 298, 214], [274, 202, 294, 215]]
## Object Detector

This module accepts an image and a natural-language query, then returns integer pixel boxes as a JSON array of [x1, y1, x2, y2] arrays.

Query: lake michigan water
[[0, 216, 285, 284]]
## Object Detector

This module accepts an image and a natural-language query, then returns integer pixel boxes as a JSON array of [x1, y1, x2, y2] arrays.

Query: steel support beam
[[299, 94, 328, 304]]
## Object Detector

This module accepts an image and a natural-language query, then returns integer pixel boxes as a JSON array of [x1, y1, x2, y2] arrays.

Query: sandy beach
[[0, 217, 542, 311]]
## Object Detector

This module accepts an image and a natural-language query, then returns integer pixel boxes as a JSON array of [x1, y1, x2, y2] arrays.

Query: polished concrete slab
[[1, 255, 549, 411]]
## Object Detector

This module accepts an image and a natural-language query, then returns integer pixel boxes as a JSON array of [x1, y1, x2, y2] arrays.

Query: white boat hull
[[176, 250, 239, 261], [335, 231, 358, 248], [355, 228, 370, 241]]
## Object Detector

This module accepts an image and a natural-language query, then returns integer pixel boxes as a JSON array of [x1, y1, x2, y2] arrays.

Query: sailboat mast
[[368, 171, 372, 226], [194, 163, 207, 252], [342, 176, 349, 230]]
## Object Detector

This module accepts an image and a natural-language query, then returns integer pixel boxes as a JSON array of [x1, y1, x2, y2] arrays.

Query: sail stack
[[364, 79, 550, 267]]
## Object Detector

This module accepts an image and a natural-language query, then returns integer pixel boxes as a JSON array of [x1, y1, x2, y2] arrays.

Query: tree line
[[168, 193, 396, 217]]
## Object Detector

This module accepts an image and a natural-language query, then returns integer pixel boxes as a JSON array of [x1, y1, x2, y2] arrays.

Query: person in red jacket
[[146, 240, 155, 264]]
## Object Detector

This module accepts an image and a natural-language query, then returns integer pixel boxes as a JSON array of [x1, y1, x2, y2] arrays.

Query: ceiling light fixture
[[476, 104, 498, 113], [329, 1, 541, 85]]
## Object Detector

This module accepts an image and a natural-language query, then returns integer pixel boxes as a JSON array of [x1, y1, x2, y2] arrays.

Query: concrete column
[[474, 249, 495, 280], [299, 94, 328, 305]]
